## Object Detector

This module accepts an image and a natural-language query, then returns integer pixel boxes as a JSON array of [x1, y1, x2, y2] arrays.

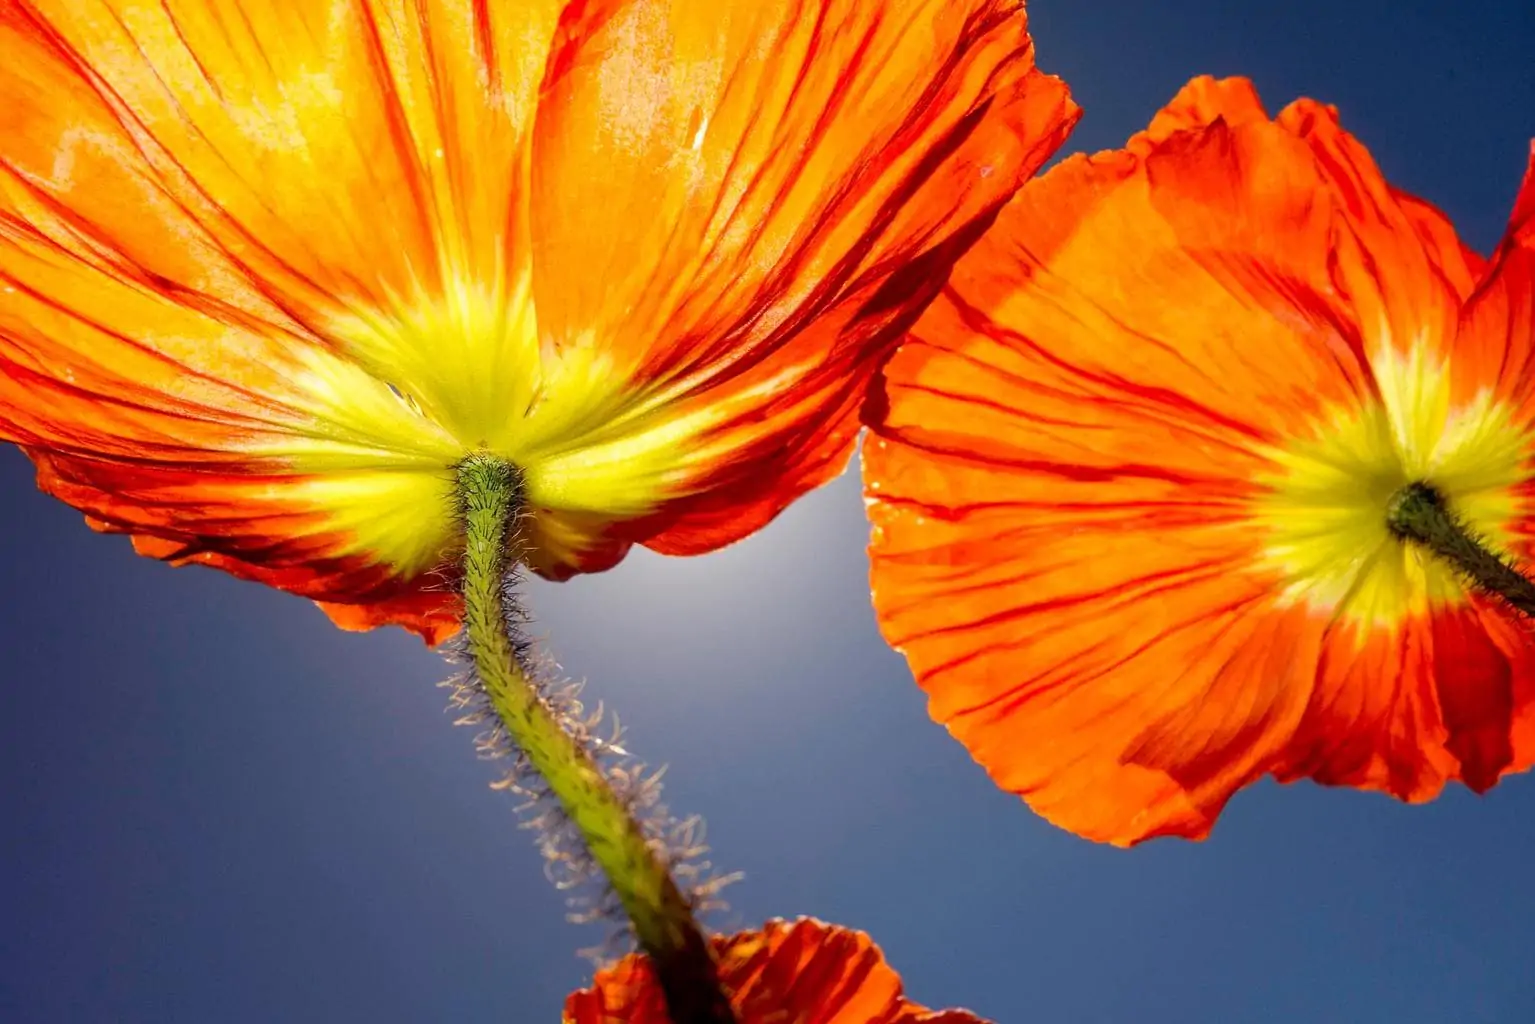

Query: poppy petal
[[1457, 144, 1535, 419], [1276, 98, 1479, 359], [2, 0, 556, 333], [0, 0, 560, 636], [529, 0, 1077, 559], [0, 175, 462, 639], [563, 918, 989, 1024], [864, 77, 1535, 843]]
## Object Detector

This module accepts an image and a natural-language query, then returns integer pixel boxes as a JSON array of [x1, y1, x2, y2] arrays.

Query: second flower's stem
[[1387, 481, 1535, 617], [456, 454, 735, 1024]]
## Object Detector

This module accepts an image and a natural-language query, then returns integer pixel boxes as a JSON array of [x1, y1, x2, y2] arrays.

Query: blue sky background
[[3, 2, 1534, 1022]]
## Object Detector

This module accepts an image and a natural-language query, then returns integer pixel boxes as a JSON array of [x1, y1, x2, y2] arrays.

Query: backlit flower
[[863, 76, 1535, 844], [0, 0, 1076, 643], [563, 917, 987, 1024]]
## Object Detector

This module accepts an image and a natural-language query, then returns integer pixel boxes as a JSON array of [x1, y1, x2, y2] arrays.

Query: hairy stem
[[1387, 481, 1535, 618], [456, 454, 735, 1024]]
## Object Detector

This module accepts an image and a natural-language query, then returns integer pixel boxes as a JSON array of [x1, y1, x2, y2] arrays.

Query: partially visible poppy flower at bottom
[[564, 918, 986, 1024], [864, 75, 1535, 845]]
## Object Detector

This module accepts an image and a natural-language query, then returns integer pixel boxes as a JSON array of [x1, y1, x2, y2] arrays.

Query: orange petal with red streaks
[[1457, 143, 1535, 419], [0, 0, 560, 637], [2, 0, 559, 327], [530, 0, 1077, 560], [1276, 97, 1480, 357]]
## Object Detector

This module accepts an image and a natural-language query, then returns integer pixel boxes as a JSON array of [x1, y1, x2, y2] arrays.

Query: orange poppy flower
[[864, 75, 1535, 845], [563, 917, 986, 1024], [0, 0, 1077, 644]]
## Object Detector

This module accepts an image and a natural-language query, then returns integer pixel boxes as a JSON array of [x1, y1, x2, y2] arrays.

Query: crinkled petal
[[1276, 97, 1480, 361], [1458, 144, 1535, 420], [529, 0, 1077, 561]]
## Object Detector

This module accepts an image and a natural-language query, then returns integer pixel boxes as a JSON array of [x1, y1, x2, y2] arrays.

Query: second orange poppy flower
[[865, 75, 1535, 845]]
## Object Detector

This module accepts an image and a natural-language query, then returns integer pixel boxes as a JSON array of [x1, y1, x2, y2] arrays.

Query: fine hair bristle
[[436, 503, 736, 962], [1393, 485, 1535, 632]]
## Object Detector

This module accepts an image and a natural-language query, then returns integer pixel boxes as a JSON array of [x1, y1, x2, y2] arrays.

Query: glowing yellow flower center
[[1252, 340, 1530, 627], [245, 275, 728, 575]]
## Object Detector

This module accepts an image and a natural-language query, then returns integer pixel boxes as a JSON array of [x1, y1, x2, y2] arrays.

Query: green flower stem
[[456, 454, 735, 1024], [1387, 481, 1535, 618]]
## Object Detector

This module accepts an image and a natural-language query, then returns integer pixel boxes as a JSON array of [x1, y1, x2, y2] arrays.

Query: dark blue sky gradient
[[3, 2, 1534, 1022]]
